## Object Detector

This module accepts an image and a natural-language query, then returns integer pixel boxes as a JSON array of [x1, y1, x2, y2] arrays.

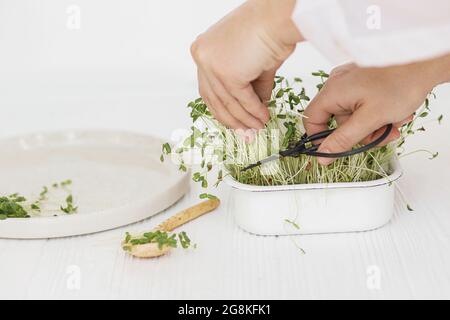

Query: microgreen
[[122, 230, 193, 251], [285, 219, 300, 230], [0, 196, 30, 219], [0, 179, 77, 220], [60, 194, 78, 214], [160, 71, 439, 208], [178, 231, 191, 249], [39, 186, 49, 200], [61, 179, 72, 187], [430, 152, 439, 160], [199, 193, 217, 200]]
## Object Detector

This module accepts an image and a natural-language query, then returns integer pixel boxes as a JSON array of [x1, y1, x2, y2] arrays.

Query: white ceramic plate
[[0, 130, 189, 239]]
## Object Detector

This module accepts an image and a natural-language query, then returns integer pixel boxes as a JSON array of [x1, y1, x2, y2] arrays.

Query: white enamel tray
[[0, 130, 189, 239], [226, 158, 402, 236]]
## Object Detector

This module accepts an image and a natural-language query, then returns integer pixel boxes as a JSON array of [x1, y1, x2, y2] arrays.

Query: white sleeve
[[292, 0, 450, 67]]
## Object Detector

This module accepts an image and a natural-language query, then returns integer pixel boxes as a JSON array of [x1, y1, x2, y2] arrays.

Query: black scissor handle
[[281, 124, 393, 158]]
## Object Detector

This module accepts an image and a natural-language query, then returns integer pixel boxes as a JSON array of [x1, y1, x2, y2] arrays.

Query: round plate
[[0, 130, 189, 239]]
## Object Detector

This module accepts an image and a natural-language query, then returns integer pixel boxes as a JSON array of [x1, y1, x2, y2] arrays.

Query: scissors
[[242, 124, 393, 172]]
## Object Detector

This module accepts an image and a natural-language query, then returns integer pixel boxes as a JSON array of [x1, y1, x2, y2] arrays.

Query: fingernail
[[317, 149, 334, 166], [235, 128, 255, 144], [244, 130, 256, 144]]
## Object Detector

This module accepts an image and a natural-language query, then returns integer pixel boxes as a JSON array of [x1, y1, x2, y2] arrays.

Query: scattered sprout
[[122, 230, 194, 251], [285, 219, 300, 230], [0, 196, 30, 219], [178, 231, 191, 249], [60, 194, 78, 214], [199, 193, 217, 200], [0, 179, 77, 220], [61, 180, 72, 187]]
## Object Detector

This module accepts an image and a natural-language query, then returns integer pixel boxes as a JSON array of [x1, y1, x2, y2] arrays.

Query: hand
[[304, 59, 450, 166], [191, 0, 302, 130]]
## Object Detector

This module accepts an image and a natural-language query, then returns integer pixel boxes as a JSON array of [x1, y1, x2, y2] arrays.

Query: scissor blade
[[242, 154, 280, 172]]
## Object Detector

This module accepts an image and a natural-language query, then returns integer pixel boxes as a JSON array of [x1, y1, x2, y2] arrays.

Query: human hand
[[304, 59, 450, 165], [191, 0, 302, 130]]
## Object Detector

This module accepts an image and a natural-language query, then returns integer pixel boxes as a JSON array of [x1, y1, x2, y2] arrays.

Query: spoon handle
[[157, 198, 220, 232]]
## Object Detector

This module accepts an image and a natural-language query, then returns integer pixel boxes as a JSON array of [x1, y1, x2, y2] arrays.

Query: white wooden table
[[0, 76, 449, 300]]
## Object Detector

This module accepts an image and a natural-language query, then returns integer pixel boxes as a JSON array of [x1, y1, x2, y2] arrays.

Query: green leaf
[[162, 143, 171, 155], [430, 152, 439, 160], [192, 172, 202, 182], [61, 179, 72, 187], [275, 89, 284, 98], [178, 231, 191, 249], [268, 100, 277, 108], [199, 193, 218, 200]]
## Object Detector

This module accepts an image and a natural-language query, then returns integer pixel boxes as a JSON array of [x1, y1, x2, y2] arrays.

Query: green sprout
[[160, 71, 440, 217], [0, 179, 78, 220], [122, 230, 193, 252], [60, 194, 78, 214]]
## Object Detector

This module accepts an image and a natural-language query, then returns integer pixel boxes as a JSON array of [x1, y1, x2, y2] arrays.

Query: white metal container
[[225, 158, 402, 235]]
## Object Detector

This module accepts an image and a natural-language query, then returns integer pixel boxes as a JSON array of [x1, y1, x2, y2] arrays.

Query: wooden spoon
[[122, 198, 220, 258]]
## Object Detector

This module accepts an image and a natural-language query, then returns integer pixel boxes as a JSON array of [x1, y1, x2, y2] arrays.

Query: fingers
[[252, 69, 277, 104], [228, 82, 270, 125], [316, 107, 383, 166], [206, 74, 266, 129], [359, 114, 413, 145], [303, 87, 337, 136], [360, 126, 400, 147], [198, 70, 247, 130], [395, 114, 414, 127], [193, 48, 271, 130]]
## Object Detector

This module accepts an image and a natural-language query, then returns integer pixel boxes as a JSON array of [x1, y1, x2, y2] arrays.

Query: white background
[[0, 0, 331, 138], [0, 0, 449, 299]]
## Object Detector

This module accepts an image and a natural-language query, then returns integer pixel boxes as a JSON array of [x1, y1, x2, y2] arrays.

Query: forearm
[[426, 53, 450, 86], [402, 53, 450, 93]]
